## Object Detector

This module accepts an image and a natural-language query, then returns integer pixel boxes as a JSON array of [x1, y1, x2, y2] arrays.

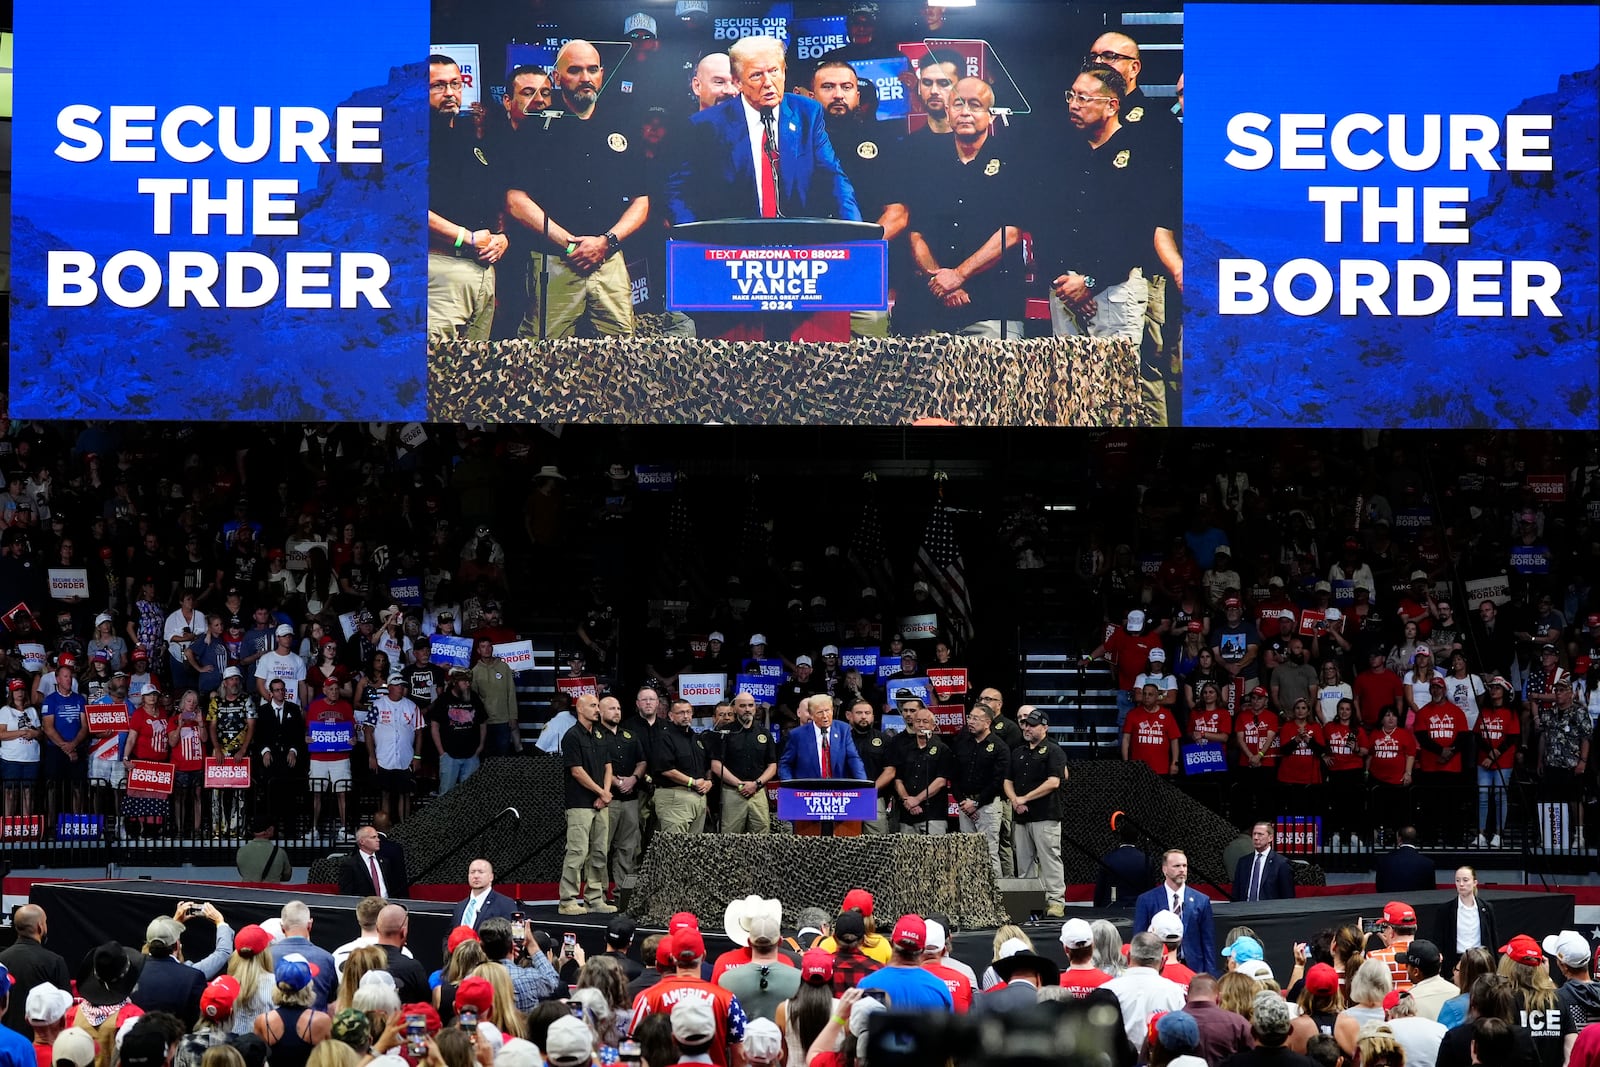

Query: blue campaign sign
[[634, 465, 676, 492], [57, 813, 106, 840], [1332, 580, 1356, 605], [840, 647, 880, 671], [789, 15, 847, 63], [430, 635, 473, 669], [736, 673, 777, 703], [886, 679, 932, 706], [1182, 742, 1229, 775], [876, 660, 899, 682], [753, 658, 785, 679], [308, 722, 354, 752], [666, 243, 889, 313], [776, 785, 877, 822], [850, 56, 914, 122], [1510, 545, 1551, 574], [10, 0, 429, 421], [388, 576, 422, 606]]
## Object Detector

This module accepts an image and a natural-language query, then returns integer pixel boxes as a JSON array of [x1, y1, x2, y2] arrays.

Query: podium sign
[[776, 784, 878, 822], [666, 242, 890, 313]]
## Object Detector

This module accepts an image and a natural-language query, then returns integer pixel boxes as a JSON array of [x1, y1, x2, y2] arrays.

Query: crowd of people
[[6, 866, 1600, 1067]]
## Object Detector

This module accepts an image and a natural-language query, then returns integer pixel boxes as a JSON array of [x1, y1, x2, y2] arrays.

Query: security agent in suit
[[778, 694, 867, 780], [1133, 849, 1216, 975], [665, 35, 860, 224], [451, 858, 519, 929], [130, 918, 206, 1028], [712, 691, 778, 833], [1095, 819, 1154, 907], [1232, 822, 1296, 902], [337, 825, 410, 898], [1373, 825, 1436, 896]]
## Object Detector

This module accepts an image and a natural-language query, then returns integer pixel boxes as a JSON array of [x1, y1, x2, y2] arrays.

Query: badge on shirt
[[871, 737, 882, 747], [608, 133, 629, 152], [984, 158, 1001, 177], [474, 148, 489, 167], [857, 141, 878, 159], [985, 742, 995, 752], [929, 745, 940, 755], [757, 733, 768, 744], [623, 730, 633, 740], [1126, 106, 1145, 123], [1113, 150, 1130, 169]]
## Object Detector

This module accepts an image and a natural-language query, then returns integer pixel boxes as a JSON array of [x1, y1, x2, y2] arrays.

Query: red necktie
[[368, 854, 382, 893], [821, 732, 831, 778], [760, 109, 778, 218]]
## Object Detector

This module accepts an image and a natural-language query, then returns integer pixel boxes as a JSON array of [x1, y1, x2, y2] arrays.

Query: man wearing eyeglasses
[[1036, 66, 1162, 414], [507, 40, 649, 340], [428, 54, 508, 345], [902, 77, 1025, 338], [666, 35, 859, 224]]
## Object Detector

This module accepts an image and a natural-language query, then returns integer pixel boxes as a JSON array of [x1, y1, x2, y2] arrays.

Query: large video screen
[[9, 1, 1598, 428]]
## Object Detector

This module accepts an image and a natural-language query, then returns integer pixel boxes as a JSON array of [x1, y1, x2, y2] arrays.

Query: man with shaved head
[[691, 53, 738, 112], [0, 905, 70, 1036], [374, 904, 429, 1003]]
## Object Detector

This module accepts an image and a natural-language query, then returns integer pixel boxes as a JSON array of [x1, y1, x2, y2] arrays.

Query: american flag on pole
[[847, 477, 894, 596], [915, 503, 974, 648]]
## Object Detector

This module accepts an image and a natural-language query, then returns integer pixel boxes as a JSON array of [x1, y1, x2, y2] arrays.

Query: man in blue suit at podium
[[666, 35, 860, 224], [780, 695, 866, 780]]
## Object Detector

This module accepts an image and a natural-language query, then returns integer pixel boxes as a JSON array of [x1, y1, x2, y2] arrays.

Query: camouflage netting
[[427, 332, 1143, 425], [306, 753, 571, 887], [1057, 761, 1243, 890], [631, 832, 1010, 931]]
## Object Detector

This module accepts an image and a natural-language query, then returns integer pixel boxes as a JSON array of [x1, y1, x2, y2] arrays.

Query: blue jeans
[[1478, 766, 1509, 835], [439, 753, 480, 793], [485, 722, 516, 757], [1116, 689, 1135, 728]]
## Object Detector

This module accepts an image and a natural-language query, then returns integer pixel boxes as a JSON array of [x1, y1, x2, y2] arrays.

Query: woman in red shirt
[[121, 685, 173, 831], [169, 688, 208, 838], [1323, 698, 1368, 850], [1474, 678, 1520, 847], [1365, 705, 1417, 832], [1277, 698, 1328, 822]]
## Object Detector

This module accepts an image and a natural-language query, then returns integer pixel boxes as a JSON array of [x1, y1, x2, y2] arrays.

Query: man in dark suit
[[1232, 822, 1296, 902], [337, 825, 410, 899], [450, 859, 519, 930], [254, 675, 307, 833], [1133, 849, 1217, 975], [1095, 820, 1154, 907], [1374, 825, 1435, 895], [972, 951, 1059, 1015], [666, 35, 859, 224], [779, 695, 866, 780], [129, 918, 206, 1028], [0, 906, 70, 1036]]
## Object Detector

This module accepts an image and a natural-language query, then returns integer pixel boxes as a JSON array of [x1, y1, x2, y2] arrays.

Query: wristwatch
[[604, 231, 621, 256], [1076, 272, 1098, 290]]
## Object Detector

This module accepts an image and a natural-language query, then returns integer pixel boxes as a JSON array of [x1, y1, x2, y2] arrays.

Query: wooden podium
[[776, 778, 877, 838]]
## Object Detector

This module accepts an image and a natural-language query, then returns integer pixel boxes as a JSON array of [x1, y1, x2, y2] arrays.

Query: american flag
[[915, 504, 974, 647], [847, 480, 894, 596]]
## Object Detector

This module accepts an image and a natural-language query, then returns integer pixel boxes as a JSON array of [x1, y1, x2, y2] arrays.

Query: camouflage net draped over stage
[[427, 333, 1142, 425], [631, 832, 1010, 930]]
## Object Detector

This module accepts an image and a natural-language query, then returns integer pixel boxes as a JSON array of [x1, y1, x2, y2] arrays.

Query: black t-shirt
[[600, 723, 647, 798], [852, 726, 891, 781], [1007, 737, 1068, 823], [825, 118, 899, 221], [718, 720, 777, 782], [949, 729, 1011, 804], [651, 723, 709, 782], [507, 103, 648, 239], [407, 663, 448, 706], [381, 944, 430, 1005], [427, 693, 487, 760], [430, 115, 503, 234], [1030, 122, 1158, 292], [561, 723, 611, 809], [887, 733, 951, 823]]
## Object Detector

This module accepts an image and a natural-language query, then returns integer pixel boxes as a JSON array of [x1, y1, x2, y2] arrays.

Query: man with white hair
[[274, 901, 337, 1008], [667, 35, 859, 223], [1104, 932, 1185, 1047]]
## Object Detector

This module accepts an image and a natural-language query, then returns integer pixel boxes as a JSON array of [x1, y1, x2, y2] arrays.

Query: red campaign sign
[[2, 816, 44, 840], [926, 668, 968, 697], [556, 676, 599, 698], [1298, 610, 1327, 637], [126, 760, 175, 796], [87, 703, 131, 732], [1525, 474, 1566, 502], [203, 758, 252, 789], [932, 704, 966, 734]]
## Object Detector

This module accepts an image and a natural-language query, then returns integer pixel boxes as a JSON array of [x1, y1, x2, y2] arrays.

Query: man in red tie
[[337, 825, 405, 898], [780, 694, 866, 781]]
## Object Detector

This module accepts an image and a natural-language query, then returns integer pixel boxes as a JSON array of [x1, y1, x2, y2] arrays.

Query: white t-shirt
[[368, 696, 422, 769], [1403, 668, 1446, 719], [1443, 674, 1485, 728], [0, 704, 42, 762], [1385, 1016, 1445, 1067], [256, 651, 307, 696], [164, 607, 201, 659], [1317, 682, 1354, 722], [1134, 672, 1177, 697]]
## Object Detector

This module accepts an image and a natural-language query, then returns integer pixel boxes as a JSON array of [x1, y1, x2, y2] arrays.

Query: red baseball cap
[[1224, 597, 1242, 608], [401, 1004, 442, 1034], [235, 925, 273, 956], [1501, 935, 1543, 966], [842, 889, 874, 917], [446, 926, 480, 955], [1186, 620, 1203, 633], [655, 935, 676, 969], [669, 912, 700, 934], [800, 949, 835, 985], [1382, 990, 1405, 1011], [1304, 963, 1339, 996], [58, 653, 76, 669], [1250, 685, 1269, 698], [454, 977, 494, 1014], [891, 915, 926, 949], [672, 928, 706, 965], [1381, 902, 1416, 926], [199, 975, 240, 1020]]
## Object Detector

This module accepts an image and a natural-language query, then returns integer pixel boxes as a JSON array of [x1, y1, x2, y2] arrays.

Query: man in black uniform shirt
[[974, 685, 1022, 875], [712, 691, 777, 834], [503, 66, 555, 133], [950, 702, 1010, 878], [902, 76, 1024, 337], [776, 656, 825, 727], [506, 40, 648, 340], [428, 54, 508, 344], [847, 698, 895, 834], [489, 65, 556, 339], [890, 703, 951, 835], [1005, 707, 1069, 916], [598, 694, 647, 907], [651, 699, 712, 834], [558, 693, 615, 916]]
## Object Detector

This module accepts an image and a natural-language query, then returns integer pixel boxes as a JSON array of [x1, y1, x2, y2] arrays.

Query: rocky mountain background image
[[10, 65, 427, 421], [1184, 66, 1599, 429]]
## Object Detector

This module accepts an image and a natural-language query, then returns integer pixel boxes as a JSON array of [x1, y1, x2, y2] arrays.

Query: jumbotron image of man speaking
[[666, 35, 861, 223]]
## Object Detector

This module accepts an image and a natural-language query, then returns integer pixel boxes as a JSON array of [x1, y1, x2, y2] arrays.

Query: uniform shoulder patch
[[1126, 106, 1145, 123], [984, 158, 1001, 177], [857, 141, 878, 159], [757, 733, 768, 743], [607, 132, 629, 152], [622, 730, 633, 740], [985, 742, 995, 752], [1113, 149, 1130, 169], [929, 745, 940, 755]]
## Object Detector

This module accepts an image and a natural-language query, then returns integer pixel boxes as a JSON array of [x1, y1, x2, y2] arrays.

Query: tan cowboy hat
[[722, 895, 783, 948]]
